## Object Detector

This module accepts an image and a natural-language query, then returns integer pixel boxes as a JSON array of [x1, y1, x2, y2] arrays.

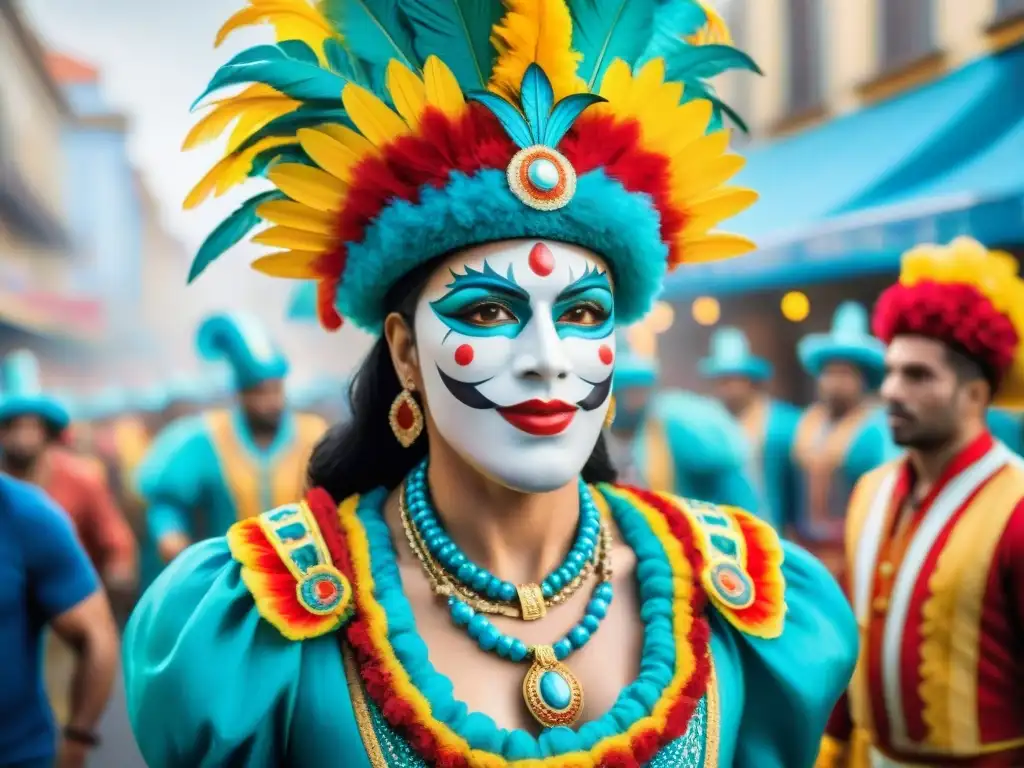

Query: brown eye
[[464, 302, 517, 326], [558, 303, 607, 326]]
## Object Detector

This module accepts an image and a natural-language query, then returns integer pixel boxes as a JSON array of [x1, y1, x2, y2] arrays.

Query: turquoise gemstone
[[527, 157, 559, 191], [539, 670, 572, 710]]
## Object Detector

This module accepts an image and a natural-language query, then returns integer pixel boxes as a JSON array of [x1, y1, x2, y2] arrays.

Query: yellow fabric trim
[[206, 409, 263, 522], [705, 659, 720, 768], [814, 734, 848, 768], [269, 413, 327, 507], [343, 645, 389, 768], [918, 464, 1024, 753]]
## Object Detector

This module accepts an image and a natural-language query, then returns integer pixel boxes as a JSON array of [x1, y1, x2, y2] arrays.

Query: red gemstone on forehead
[[454, 344, 474, 366], [599, 345, 614, 365], [528, 242, 555, 276]]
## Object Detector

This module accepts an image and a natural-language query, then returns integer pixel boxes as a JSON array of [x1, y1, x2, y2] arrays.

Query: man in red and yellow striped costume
[[819, 237, 1024, 767]]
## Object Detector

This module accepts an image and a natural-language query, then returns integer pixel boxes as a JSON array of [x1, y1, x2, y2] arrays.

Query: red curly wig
[[872, 280, 1020, 383]]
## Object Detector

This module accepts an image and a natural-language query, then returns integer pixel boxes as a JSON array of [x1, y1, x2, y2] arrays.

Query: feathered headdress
[[872, 237, 1024, 406], [185, 0, 760, 331]]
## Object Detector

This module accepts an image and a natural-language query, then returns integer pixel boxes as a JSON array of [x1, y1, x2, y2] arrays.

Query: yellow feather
[[654, 99, 712, 156], [423, 56, 466, 118], [256, 199, 336, 234], [683, 189, 759, 236], [622, 59, 664, 116], [215, 2, 331, 48], [687, 1, 733, 46], [341, 84, 410, 147], [317, 123, 379, 159], [671, 154, 745, 202], [631, 79, 684, 148], [680, 233, 756, 263], [251, 250, 322, 279], [267, 163, 346, 211], [296, 128, 360, 183], [488, 0, 584, 102], [386, 61, 427, 128], [671, 128, 730, 164], [252, 225, 335, 251], [185, 85, 298, 152], [182, 136, 293, 209], [593, 58, 633, 119]]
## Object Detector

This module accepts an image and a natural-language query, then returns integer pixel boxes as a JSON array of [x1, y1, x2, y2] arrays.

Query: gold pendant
[[522, 645, 583, 728], [516, 583, 547, 621]]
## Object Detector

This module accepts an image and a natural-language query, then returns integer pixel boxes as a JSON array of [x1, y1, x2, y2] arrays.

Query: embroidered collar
[[322, 484, 710, 767]]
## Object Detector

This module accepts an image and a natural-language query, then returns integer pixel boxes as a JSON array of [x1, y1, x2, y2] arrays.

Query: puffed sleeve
[[123, 538, 300, 767], [134, 416, 217, 541], [728, 541, 859, 768]]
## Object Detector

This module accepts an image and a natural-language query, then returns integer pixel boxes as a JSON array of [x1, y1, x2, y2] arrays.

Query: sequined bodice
[[361, 687, 711, 767]]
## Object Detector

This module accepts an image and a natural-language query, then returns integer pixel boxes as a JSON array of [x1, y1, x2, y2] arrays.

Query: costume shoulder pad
[[664, 494, 786, 639], [226, 493, 354, 642]]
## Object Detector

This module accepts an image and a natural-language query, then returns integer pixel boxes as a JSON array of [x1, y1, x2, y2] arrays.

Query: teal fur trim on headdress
[[341, 168, 666, 329], [197, 313, 289, 390], [184, 0, 759, 333], [699, 326, 772, 382], [798, 302, 887, 389], [0, 350, 70, 431]]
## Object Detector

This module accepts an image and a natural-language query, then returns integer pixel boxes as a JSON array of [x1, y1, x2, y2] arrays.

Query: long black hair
[[307, 258, 618, 500]]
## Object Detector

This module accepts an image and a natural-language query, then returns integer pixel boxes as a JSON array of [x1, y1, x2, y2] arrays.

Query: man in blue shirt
[[0, 474, 119, 768]]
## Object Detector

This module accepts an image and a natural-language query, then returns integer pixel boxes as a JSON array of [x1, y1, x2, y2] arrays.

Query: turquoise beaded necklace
[[400, 464, 615, 728]]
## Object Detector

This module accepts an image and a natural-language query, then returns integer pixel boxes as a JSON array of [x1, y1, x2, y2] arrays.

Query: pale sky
[[23, 0, 373, 371]]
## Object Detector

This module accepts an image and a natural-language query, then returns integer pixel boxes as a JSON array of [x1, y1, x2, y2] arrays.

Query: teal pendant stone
[[539, 670, 572, 710], [527, 157, 559, 191]]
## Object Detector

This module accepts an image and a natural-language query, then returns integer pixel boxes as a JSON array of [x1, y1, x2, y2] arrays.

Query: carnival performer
[[0, 351, 137, 597], [134, 312, 327, 575], [124, 2, 857, 766], [818, 237, 1024, 767], [793, 302, 897, 574], [699, 327, 799, 532]]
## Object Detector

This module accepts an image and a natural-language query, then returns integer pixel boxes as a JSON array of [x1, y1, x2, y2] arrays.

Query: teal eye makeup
[[429, 263, 533, 339], [552, 268, 614, 340]]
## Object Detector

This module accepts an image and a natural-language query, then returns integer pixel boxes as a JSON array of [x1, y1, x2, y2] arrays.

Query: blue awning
[[664, 45, 1024, 300]]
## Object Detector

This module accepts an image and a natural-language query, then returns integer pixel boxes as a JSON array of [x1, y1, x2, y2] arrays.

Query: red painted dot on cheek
[[454, 344, 475, 366], [528, 242, 555, 276], [599, 345, 614, 365]]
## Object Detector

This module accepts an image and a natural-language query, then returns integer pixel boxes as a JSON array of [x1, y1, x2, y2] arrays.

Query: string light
[[781, 291, 810, 322], [691, 296, 720, 326]]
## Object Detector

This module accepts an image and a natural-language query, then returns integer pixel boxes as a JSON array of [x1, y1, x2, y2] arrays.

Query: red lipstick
[[497, 399, 577, 436]]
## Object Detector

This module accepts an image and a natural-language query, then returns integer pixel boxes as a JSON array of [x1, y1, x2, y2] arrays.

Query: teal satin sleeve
[[721, 542, 858, 767], [124, 538, 299, 767]]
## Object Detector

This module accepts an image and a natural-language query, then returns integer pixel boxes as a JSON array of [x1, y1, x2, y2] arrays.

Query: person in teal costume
[[987, 407, 1023, 454], [133, 312, 326, 590], [124, 2, 857, 765], [606, 334, 760, 512], [793, 301, 898, 574], [698, 327, 799, 532]]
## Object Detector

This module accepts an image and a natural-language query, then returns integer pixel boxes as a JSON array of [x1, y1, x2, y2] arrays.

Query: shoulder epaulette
[[227, 501, 353, 641], [665, 495, 786, 640]]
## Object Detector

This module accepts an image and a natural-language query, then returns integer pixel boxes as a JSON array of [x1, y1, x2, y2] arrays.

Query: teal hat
[[798, 301, 887, 388], [698, 327, 772, 381], [612, 331, 658, 392], [0, 350, 70, 430], [197, 312, 289, 391], [131, 385, 170, 414]]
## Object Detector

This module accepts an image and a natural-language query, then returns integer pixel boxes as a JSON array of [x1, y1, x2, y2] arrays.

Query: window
[[996, 0, 1024, 20], [785, 0, 825, 114], [880, 0, 935, 71]]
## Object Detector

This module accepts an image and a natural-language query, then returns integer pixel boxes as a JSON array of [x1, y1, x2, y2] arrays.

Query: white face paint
[[414, 239, 616, 493]]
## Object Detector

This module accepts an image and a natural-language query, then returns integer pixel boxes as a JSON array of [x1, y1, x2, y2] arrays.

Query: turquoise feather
[[321, 0, 420, 71], [250, 145, 309, 178], [519, 64, 553, 143], [569, 0, 657, 90], [196, 59, 349, 107], [466, 91, 534, 147], [235, 107, 353, 154], [704, 92, 748, 133], [639, 0, 707, 64], [544, 92, 605, 147], [278, 40, 321, 64], [192, 46, 288, 108], [664, 44, 761, 81], [398, 0, 502, 90], [323, 39, 372, 86], [188, 191, 285, 283]]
